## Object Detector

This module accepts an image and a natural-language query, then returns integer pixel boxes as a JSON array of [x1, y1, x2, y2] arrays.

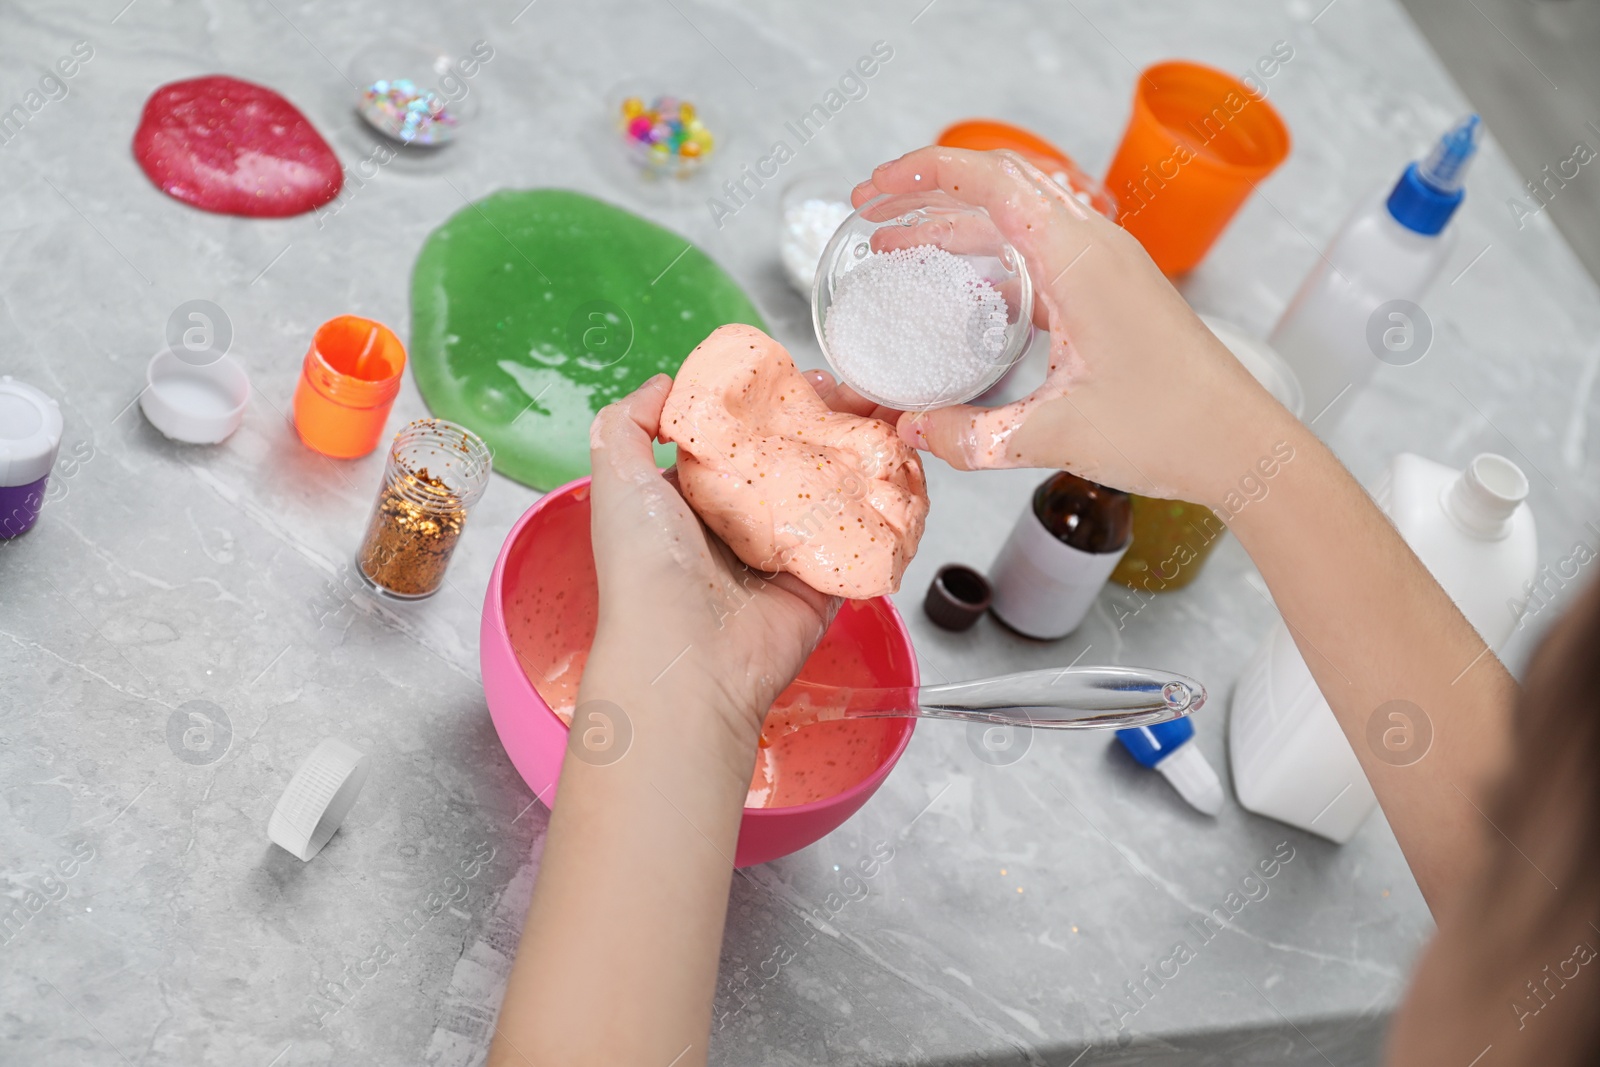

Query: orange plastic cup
[[1103, 61, 1290, 275], [292, 316, 406, 458], [937, 119, 1118, 220]]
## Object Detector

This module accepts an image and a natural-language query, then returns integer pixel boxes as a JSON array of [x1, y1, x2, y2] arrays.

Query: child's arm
[[861, 146, 1517, 914], [489, 376, 836, 1066]]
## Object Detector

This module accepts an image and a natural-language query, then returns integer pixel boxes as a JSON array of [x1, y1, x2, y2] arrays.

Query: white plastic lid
[[140, 350, 250, 445], [1156, 742, 1225, 816], [1199, 315, 1306, 419], [0, 376, 64, 488], [268, 739, 370, 861]]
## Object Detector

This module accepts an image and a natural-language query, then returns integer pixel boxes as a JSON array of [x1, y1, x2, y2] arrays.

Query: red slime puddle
[[504, 496, 904, 808], [133, 75, 343, 217]]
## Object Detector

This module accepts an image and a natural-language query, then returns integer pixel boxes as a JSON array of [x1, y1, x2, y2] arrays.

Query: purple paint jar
[[0, 377, 63, 539]]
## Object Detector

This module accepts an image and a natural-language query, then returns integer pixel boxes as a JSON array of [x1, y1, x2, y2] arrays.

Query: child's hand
[[853, 146, 1294, 506], [582, 375, 838, 756]]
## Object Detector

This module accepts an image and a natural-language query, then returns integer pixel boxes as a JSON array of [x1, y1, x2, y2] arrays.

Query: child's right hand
[[852, 146, 1298, 507]]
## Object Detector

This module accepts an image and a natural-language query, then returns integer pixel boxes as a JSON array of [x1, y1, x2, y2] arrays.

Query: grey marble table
[[3, 1, 1599, 1064]]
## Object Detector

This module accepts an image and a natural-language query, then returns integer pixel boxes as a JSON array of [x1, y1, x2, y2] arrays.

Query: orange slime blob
[[660, 324, 929, 599]]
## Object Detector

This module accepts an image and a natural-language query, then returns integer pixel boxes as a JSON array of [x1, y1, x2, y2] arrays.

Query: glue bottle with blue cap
[[1116, 717, 1224, 816], [1270, 115, 1481, 427]]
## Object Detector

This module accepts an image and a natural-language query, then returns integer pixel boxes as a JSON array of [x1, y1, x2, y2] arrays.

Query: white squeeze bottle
[[1269, 115, 1481, 425], [1229, 453, 1536, 843]]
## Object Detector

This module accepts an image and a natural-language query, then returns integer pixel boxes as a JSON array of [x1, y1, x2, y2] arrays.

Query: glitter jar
[[356, 419, 491, 599], [292, 316, 407, 459]]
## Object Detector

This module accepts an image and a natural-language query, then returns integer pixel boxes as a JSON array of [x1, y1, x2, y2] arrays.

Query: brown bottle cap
[[923, 564, 992, 632]]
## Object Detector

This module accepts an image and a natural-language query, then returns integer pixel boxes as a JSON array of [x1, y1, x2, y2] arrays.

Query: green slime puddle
[[409, 188, 766, 490]]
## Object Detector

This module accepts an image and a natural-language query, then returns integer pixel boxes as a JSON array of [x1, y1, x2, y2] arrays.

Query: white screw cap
[[268, 739, 370, 861]]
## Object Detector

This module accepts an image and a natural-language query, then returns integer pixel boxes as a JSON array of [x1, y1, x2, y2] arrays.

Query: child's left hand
[[582, 374, 839, 764]]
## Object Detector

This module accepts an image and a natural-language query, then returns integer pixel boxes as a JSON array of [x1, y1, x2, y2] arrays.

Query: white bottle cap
[[1156, 743, 1225, 816], [0, 377, 64, 488], [268, 739, 370, 861], [139, 349, 251, 445]]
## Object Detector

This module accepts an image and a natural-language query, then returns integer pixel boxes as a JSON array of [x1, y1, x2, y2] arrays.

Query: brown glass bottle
[[988, 472, 1134, 639], [1032, 472, 1134, 554]]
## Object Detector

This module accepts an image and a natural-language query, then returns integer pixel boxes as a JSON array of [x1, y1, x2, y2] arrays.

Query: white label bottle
[[988, 471, 1132, 640], [1269, 115, 1480, 426], [1228, 453, 1537, 842]]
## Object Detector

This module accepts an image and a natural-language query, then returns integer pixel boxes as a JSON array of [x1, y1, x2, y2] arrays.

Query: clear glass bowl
[[349, 42, 484, 147], [604, 82, 716, 182], [778, 171, 853, 297], [812, 191, 1033, 411]]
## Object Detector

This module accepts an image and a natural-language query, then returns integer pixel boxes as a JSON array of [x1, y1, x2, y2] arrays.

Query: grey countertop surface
[[3, 1, 1599, 1065]]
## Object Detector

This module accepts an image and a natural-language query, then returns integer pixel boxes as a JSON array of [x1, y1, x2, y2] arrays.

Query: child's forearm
[[489, 670, 754, 1067], [1227, 423, 1517, 914]]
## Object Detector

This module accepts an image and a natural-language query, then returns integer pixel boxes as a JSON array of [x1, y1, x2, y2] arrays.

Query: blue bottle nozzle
[[1116, 718, 1224, 816], [1417, 113, 1482, 195], [1386, 114, 1479, 236]]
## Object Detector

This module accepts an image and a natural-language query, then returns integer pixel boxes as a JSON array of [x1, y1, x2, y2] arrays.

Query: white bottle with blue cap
[[1116, 717, 1224, 816], [1270, 115, 1480, 426]]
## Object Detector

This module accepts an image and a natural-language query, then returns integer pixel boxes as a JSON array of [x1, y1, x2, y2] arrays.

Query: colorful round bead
[[618, 94, 714, 178]]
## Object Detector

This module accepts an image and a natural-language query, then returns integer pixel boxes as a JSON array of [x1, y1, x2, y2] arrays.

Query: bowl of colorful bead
[[813, 190, 1033, 411], [613, 91, 715, 180], [480, 478, 919, 867]]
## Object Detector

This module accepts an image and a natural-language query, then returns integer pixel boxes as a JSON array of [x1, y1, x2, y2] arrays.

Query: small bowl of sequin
[[349, 41, 488, 147], [608, 85, 716, 180]]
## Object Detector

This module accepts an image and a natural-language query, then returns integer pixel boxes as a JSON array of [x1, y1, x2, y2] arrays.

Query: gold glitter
[[358, 464, 466, 597]]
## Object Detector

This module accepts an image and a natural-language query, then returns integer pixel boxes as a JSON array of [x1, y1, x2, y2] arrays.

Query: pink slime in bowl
[[480, 478, 918, 867]]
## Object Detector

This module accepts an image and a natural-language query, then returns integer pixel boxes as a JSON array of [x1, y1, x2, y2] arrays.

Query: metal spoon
[[759, 665, 1205, 744]]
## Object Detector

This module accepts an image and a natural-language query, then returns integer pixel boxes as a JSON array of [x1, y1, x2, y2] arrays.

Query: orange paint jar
[[1103, 61, 1290, 276], [292, 316, 406, 458]]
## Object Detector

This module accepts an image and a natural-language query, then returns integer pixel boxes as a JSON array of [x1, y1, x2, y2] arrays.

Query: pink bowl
[[480, 477, 918, 866]]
